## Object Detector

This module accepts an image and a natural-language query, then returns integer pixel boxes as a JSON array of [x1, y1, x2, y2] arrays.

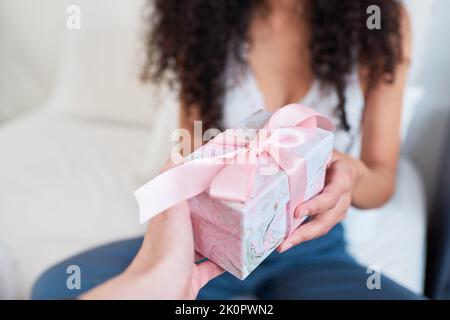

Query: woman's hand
[[278, 150, 360, 252], [81, 160, 223, 300]]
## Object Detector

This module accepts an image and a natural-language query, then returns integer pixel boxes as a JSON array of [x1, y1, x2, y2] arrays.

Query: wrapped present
[[135, 104, 334, 279]]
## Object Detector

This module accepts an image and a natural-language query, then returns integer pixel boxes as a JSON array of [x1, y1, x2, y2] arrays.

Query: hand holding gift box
[[135, 103, 334, 279]]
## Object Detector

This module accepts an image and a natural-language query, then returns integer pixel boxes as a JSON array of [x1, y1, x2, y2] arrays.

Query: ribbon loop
[[135, 103, 335, 223]]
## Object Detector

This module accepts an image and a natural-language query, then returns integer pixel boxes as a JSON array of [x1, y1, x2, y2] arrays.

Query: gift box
[[135, 104, 334, 279]]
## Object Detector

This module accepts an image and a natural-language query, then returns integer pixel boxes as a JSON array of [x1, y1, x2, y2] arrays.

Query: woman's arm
[[278, 8, 411, 251], [351, 8, 411, 208]]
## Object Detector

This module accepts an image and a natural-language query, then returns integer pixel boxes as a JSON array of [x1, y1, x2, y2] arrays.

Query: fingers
[[278, 194, 349, 252], [195, 260, 224, 289], [278, 153, 354, 252], [294, 189, 339, 218], [294, 158, 352, 218]]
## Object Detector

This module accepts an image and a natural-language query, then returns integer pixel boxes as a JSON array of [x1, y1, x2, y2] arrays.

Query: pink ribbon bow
[[135, 103, 334, 224]]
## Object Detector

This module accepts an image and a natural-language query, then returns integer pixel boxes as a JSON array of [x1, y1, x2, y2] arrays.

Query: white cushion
[[0, 108, 147, 298], [344, 158, 427, 294], [0, 242, 16, 299]]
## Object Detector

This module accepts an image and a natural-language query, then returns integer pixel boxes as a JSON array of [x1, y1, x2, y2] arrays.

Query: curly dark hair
[[142, 0, 403, 131]]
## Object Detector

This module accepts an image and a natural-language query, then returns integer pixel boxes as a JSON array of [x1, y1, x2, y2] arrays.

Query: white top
[[223, 59, 365, 156]]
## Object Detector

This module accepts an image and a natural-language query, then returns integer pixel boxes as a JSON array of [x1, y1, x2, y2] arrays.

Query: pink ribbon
[[135, 103, 334, 225]]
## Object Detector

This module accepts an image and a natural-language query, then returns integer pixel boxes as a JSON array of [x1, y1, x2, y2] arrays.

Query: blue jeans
[[32, 224, 422, 299]]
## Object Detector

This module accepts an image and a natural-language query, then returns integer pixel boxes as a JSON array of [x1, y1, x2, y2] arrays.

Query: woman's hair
[[142, 0, 403, 131]]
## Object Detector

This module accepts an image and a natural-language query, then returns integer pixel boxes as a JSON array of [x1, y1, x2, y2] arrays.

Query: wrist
[[350, 156, 364, 185], [338, 152, 363, 185]]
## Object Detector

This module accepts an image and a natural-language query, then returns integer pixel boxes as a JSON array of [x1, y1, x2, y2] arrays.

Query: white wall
[[403, 0, 450, 206]]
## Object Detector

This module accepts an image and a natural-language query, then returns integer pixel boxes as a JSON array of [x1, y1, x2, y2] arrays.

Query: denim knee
[[31, 264, 78, 300]]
